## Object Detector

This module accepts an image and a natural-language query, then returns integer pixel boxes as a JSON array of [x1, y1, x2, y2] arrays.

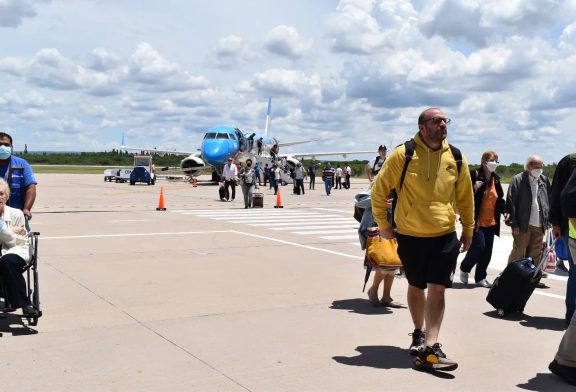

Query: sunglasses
[[425, 117, 451, 125]]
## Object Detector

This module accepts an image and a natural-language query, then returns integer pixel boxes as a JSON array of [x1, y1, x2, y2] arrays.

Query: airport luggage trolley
[[0, 231, 42, 326]]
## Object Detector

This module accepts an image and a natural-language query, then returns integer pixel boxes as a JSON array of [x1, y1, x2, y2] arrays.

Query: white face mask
[[485, 161, 498, 173], [530, 168, 543, 178]]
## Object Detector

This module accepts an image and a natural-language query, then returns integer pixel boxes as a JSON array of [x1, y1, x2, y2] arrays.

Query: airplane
[[121, 98, 372, 183]]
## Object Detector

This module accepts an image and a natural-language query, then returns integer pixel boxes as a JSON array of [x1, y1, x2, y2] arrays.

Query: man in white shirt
[[335, 165, 343, 189], [222, 157, 238, 201], [344, 164, 352, 189]]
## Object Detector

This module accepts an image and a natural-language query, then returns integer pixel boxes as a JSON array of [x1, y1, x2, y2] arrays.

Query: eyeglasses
[[488, 159, 499, 164], [424, 117, 451, 125]]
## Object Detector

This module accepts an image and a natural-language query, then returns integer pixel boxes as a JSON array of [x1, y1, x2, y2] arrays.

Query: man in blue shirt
[[0, 132, 37, 220]]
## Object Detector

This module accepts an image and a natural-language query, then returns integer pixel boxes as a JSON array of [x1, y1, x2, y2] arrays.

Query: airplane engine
[[285, 157, 299, 170], [180, 155, 206, 177]]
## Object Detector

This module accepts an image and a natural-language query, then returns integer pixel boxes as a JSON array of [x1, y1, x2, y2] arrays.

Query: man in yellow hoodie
[[372, 107, 474, 372]]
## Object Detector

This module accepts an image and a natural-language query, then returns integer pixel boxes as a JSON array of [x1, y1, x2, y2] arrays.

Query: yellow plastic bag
[[366, 228, 402, 268]]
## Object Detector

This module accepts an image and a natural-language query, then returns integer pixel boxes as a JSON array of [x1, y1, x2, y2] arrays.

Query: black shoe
[[22, 305, 39, 318], [549, 360, 576, 386], [409, 329, 426, 356], [414, 343, 458, 371]]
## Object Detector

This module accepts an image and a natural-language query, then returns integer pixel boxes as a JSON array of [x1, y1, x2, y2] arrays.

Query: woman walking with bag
[[239, 159, 257, 208], [459, 151, 506, 288]]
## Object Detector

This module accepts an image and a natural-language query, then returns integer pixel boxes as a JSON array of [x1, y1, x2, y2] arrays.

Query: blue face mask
[[0, 145, 11, 160]]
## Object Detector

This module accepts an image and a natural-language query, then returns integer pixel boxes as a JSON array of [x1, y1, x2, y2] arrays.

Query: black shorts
[[396, 232, 460, 289]]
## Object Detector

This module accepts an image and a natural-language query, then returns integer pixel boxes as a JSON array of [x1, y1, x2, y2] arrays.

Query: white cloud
[[264, 25, 312, 59]]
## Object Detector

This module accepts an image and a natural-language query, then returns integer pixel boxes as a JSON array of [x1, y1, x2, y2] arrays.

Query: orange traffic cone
[[156, 187, 166, 211], [274, 187, 284, 208], [193, 178, 197, 187]]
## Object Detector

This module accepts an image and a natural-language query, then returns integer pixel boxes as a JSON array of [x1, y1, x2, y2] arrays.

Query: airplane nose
[[203, 140, 230, 166]]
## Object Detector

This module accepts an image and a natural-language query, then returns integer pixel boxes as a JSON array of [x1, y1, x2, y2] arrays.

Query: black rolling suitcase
[[486, 258, 542, 316], [252, 193, 264, 208]]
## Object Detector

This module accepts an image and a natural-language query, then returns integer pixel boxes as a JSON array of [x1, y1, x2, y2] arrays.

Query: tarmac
[[1, 173, 573, 391]]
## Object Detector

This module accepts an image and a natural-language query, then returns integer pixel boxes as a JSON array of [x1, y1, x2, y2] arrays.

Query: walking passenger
[[239, 159, 256, 208], [344, 163, 352, 189], [372, 108, 474, 372], [550, 153, 576, 324], [506, 156, 551, 287], [459, 151, 506, 288], [308, 162, 317, 190], [294, 162, 306, 195], [549, 169, 576, 386], [254, 162, 262, 186], [335, 165, 343, 189], [365, 145, 387, 183], [322, 163, 335, 196], [223, 158, 237, 201], [272, 163, 280, 195]]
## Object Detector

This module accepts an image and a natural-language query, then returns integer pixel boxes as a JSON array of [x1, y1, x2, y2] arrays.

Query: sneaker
[[367, 288, 379, 306], [414, 343, 458, 371], [459, 270, 469, 285], [408, 329, 426, 356], [476, 279, 492, 288], [557, 261, 569, 272], [549, 360, 576, 386]]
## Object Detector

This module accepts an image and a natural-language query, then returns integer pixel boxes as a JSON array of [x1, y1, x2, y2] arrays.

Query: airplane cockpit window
[[216, 133, 231, 140], [204, 133, 217, 139]]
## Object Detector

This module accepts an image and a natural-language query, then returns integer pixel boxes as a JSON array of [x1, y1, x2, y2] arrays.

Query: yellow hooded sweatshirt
[[372, 132, 475, 238]]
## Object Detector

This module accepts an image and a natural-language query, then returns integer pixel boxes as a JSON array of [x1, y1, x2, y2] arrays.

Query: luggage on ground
[[252, 193, 264, 208], [486, 258, 542, 316]]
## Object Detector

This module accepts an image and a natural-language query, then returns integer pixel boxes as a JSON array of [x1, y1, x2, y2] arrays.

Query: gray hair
[[0, 178, 9, 200], [525, 155, 543, 171]]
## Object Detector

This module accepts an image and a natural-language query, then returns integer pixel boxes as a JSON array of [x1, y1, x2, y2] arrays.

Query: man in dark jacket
[[506, 155, 551, 265], [550, 153, 576, 324], [549, 168, 576, 386]]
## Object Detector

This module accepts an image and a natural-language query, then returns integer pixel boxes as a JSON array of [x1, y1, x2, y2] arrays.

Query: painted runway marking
[[177, 208, 359, 241]]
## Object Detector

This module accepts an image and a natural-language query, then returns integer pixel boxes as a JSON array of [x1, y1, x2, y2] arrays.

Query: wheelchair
[[0, 231, 42, 326]]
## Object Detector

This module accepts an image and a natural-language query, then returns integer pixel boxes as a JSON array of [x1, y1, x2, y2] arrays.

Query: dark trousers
[[345, 174, 350, 189], [273, 179, 279, 195], [460, 225, 496, 282], [0, 254, 30, 308], [295, 179, 305, 194], [335, 177, 342, 189], [309, 174, 315, 189], [224, 180, 236, 200]]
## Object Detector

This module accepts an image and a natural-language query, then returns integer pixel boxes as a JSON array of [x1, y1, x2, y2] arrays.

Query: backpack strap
[[372, 156, 381, 176], [449, 144, 462, 175], [398, 139, 415, 190]]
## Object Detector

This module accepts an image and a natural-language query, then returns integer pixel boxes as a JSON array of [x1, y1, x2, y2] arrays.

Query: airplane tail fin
[[121, 132, 126, 149], [264, 97, 271, 137]]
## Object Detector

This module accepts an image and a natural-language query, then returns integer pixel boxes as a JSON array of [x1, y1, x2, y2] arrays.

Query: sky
[[1, 0, 576, 164]]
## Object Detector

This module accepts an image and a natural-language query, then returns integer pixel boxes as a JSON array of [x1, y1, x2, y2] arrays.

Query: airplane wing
[[121, 145, 197, 157], [277, 140, 316, 148], [282, 150, 373, 160]]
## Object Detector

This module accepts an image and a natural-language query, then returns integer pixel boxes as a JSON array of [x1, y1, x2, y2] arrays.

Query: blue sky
[[1, 0, 575, 164]]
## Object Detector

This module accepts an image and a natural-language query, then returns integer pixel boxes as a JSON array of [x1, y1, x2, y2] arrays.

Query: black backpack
[[389, 139, 462, 227]]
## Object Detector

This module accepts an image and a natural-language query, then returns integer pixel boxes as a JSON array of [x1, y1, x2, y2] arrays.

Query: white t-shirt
[[368, 156, 385, 174], [335, 167, 343, 177], [223, 163, 237, 181], [345, 166, 351, 175]]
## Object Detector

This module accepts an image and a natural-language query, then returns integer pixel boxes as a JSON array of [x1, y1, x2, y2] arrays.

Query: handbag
[[366, 227, 402, 268]]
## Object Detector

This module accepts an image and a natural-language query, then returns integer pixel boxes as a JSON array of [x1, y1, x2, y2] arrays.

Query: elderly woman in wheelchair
[[0, 178, 39, 318]]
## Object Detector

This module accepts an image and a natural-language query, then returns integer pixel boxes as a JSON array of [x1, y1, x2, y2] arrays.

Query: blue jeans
[[564, 229, 576, 323], [324, 178, 333, 195], [460, 226, 496, 282]]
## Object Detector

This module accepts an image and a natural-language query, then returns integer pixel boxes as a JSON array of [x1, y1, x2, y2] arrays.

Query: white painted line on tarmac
[[110, 219, 153, 223], [41, 231, 230, 240], [320, 234, 359, 240], [246, 218, 355, 226], [534, 291, 565, 299], [293, 229, 358, 235], [314, 207, 353, 214], [271, 225, 358, 231], [210, 214, 335, 220], [231, 230, 363, 260]]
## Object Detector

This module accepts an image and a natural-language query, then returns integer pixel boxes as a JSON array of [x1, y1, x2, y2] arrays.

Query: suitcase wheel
[[497, 309, 505, 317]]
